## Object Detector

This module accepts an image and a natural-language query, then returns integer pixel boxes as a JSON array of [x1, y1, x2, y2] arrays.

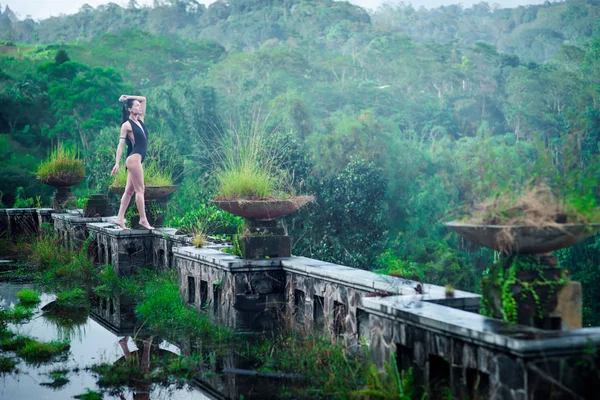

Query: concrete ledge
[[86, 222, 155, 237], [174, 246, 284, 272], [282, 256, 480, 308], [363, 295, 600, 358]]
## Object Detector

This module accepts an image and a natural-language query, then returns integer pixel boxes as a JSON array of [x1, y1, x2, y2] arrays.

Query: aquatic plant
[[55, 288, 89, 309], [41, 368, 70, 388], [1, 333, 70, 363], [18, 339, 70, 363], [241, 332, 369, 399], [0, 356, 16, 373], [89, 361, 147, 387], [31, 232, 72, 268], [0, 304, 34, 324], [16, 288, 41, 306], [73, 389, 103, 399]]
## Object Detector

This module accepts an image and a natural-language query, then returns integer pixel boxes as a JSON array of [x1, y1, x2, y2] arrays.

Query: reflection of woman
[[118, 335, 153, 400], [111, 94, 154, 230]]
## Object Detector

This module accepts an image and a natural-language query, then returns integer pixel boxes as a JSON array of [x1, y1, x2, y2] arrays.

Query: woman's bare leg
[[115, 172, 134, 230], [126, 155, 154, 230]]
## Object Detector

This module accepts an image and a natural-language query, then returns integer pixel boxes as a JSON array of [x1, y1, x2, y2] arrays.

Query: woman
[[111, 94, 154, 230]]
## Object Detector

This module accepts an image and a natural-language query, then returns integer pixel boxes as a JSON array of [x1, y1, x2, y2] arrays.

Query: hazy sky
[[6, 0, 548, 21]]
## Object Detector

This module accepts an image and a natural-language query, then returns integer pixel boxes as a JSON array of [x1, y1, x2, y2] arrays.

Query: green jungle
[[1, 0, 600, 326]]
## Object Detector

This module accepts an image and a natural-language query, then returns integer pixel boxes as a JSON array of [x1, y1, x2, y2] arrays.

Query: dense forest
[[1, 0, 600, 323]]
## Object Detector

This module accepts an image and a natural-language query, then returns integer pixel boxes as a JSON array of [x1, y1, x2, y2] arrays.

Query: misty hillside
[[1, 0, 599, 62]]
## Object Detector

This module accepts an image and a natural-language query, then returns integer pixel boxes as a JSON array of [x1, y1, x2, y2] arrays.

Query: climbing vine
[[481, 255, 569, 324]]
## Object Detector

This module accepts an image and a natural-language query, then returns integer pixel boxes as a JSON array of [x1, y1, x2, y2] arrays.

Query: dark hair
[[121, 99, 136, 124]]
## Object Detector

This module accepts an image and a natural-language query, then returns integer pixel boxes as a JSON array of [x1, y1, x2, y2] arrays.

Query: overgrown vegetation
[[212, 116, 292, 200], [0, 333, 70, 363], [16, 288, 41, 306], [2, 0, 600, 308], [464, 184, 600, 226], [36, 143, 85, 187], [41, 368, 70, 388], [134, 272, 232, 342]]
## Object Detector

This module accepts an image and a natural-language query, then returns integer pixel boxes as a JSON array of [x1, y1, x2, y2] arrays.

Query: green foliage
[[41, 368, 70, 388], [55, 288, 89, 309], [73, 389, 103, 400], [354, 356, 417, 400], [481, 256, 570, 324], [0, 305, 34, 324], [0, 356, 17, 373], [12, 186, 41, 208], [30, 231, 72, 268], [242, 332, 369, 399], [166, 203, 243, 236], [1, 333, 69, 363], [36, 143, 85, 185], [291, 157, 388, 269], [134, 272, 232, 342], [212, 114, 292, 200], [16, 288, 41, 306], [17, 339, 70, 363], [90, 361, 147, 387]]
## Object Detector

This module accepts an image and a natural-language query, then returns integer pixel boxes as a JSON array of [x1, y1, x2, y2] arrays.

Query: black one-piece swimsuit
[[125, 119, 148, 163]]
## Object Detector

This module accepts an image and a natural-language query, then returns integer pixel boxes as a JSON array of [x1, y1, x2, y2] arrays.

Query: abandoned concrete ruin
[[2, 207, 599, 399]]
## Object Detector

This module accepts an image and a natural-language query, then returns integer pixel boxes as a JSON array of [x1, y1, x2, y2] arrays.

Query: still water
[[0, 282, 214, 400]]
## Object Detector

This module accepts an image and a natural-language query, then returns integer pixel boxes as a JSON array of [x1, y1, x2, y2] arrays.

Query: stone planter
[[445, 221, 597, 330], [445, 221, 600, 254], [212, 196, 313, 259], [39, 175, 84, 211], [212, 195, 314, 221]]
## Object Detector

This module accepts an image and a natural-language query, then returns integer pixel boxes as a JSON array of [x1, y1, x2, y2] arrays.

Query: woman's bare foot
[[138, 220, 155, 230], [114, 220, 130, 230]]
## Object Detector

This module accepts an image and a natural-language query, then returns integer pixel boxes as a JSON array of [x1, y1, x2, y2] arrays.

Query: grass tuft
[[212, 114, 292, 200], [16, 288, 41, 306], [17, 339, 70, 363], [55, 288, 89, 309], [36, 143, 85, 186]]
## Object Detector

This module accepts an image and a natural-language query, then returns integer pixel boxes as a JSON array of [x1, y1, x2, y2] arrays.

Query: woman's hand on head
[[111, 164, 119, 176], [119, 95, 128, 102]]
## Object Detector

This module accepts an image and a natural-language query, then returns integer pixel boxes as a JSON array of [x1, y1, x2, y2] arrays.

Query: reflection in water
[[42, 300, 90, 340], [0, 282, 212, 400], [118, 335, 153, 400]]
